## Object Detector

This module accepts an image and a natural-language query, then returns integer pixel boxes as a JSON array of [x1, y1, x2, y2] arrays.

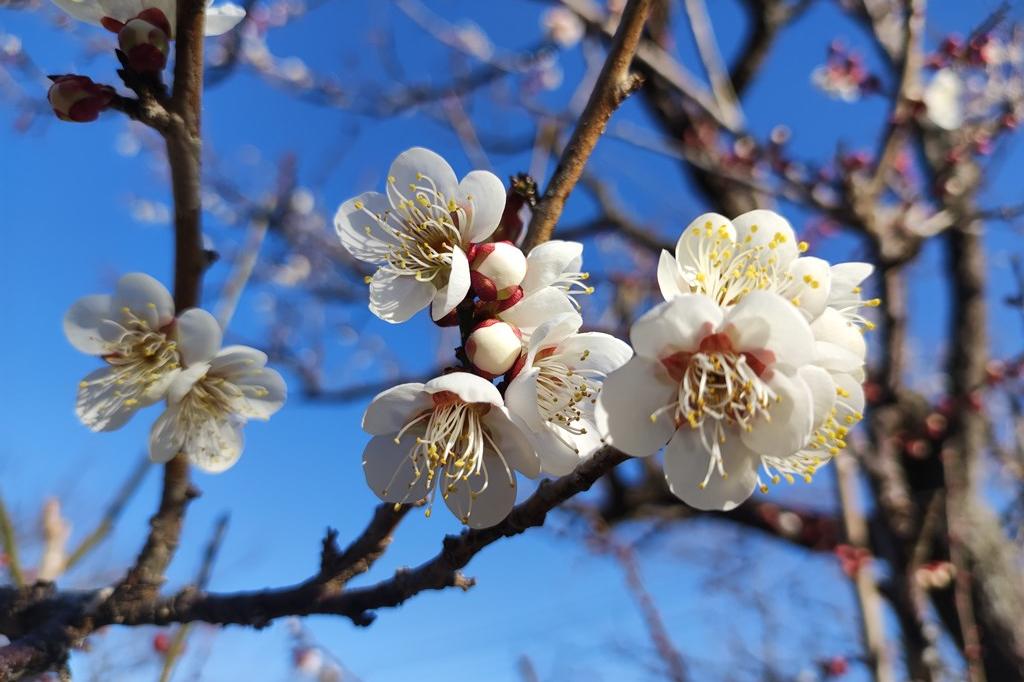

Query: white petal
[[499, 286, 576, 336], [664, 429, 759, 511], [52, 0, 104, 25], [369, 271, 434, 323], [630, 294, 724, 360], [424, 372, 502, 407], [674, 212, 734, 272], [457, 170, 506, 244], [741, 370, 814, 458], [813, 340, 864, 374], [209, 344, 268, 378], [362, 433, 431, 504], [113, 273, 174, 330], [532, 425, 586, 476], [724, 291, 814, 366], [830, 262, 873, 290], [835, 372, 866, 415], [783, 257, 832, 319], [798, 365, 837, 432], [388, 147, 458, 206], [362, 383, 430, 435], [96, 0, 149, 22], [657, 250, 686, 301], [526, 312, 582, 362], [731, 209, 799, 268], [175, 308, 222, 367], [444, 457, 517, 528], [485, 407, 540, 479], [185, 417, 245, 473], [149, 403, 185, 463], [203, 2, 245, 35], [233, 367, 286, 420], [594, 356, 676, 457], [64, 294, 113, 355], [75, 366, 140, 432], [504, 368, 545, 432], [430, 246, 470, 321], [167, 363, 210, 404], [521, 240, 583, 294], [555, 332, 632, 374], [811, 307, 867, 359], [334, 191, 391, 264]]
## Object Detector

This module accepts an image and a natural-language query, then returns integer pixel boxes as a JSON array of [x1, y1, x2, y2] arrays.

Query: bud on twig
[[118, 8, 172, 73], [47, 75, 115, 123]]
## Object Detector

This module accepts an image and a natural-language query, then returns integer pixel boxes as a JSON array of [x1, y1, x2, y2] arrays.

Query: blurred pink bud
[[47, 75, 115, 122], [118, 8, 171, 73]]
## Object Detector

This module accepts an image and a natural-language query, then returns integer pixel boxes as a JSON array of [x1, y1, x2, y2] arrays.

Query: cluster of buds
[[47, 75, 115, 122], [109, 8, 172, 74], [811, 41, 881, 102], [461, 240, 531, 378], [927, 33, 1003, 69]]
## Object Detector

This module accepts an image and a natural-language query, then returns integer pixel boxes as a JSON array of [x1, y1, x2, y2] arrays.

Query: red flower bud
[[47, 76, 115, 123], [118, 9, 171, 73]]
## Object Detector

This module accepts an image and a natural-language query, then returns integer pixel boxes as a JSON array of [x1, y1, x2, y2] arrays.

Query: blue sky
[[1, 0, 1022, 680]]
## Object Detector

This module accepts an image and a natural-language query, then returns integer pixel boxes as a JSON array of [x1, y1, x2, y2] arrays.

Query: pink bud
[[470, 241, 527, 301], [118, 9, 171, 73], [465, 319, 523, 376], [47, 76, 115, 123]]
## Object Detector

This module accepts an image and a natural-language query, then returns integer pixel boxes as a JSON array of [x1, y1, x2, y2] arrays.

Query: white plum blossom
[[923, 68, 964, 131], [149, 309, 286, 472], [51, 0, 245, 36], [335, 147, 507, 323], [596, 292, 830, 511], [506, 312, 631, 475], [361, 372, 540, 528], [65, 273, 181, 431], [498, 240, 593, 337]]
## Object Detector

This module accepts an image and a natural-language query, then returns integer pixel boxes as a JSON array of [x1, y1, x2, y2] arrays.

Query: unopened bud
[[465, 319, 522, 376], [47, 75, 115, 123], [118, 9, 171, 73], [469, 241, 527, 301]]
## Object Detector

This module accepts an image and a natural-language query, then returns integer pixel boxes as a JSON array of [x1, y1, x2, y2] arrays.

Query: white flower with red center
[[361, 373, 540, 528], [51, 0, 245, 37], [656, 210, 837, 321], [65, 273, 182, 431], [505, 312, 632, 475], [334, 147, 507, 323], [149, 309, 286, 472], [596, 291, 833, 511], [498, 240, 593, 336]]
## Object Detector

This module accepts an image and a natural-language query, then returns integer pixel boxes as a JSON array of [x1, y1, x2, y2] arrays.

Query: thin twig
[[0, 495, 25, 588], [682, 0, 743, 130]]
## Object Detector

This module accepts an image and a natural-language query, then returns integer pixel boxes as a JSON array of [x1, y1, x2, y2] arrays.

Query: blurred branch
[[682, 0, 743, 130], [0, 496, 25, 588]]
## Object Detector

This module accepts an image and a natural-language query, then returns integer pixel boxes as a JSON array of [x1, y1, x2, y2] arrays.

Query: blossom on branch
[[334, 147, 507, 323], [505, 312, 631, 475], [51, 0, 245, 37], [497, 239, 593, 337], [361, 372, 540, 528], [149, 309, 286, 472]]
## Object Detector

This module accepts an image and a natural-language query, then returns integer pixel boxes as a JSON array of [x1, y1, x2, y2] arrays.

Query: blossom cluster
[[338, 149, 875, 526], [65, 273, 286, 472]]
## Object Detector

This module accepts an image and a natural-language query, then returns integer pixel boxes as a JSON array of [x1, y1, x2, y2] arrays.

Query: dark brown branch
[[523, 0, 652, 250]]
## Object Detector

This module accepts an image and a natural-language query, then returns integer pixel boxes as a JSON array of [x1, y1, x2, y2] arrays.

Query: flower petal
[[113, 273, 174, 330], [783, 256, 832, 319], [185, 417, 245, 473], [233, 367, 286, 420], [362, 383, 430, 435], [499, 286, 576, 336], [53, 0, 105, 24], [388, 147, 458, 206], [663, 429, 759, 511], [521, 240, 582, 294], [811, 307, 867, 359], [149, 403, 185, 463], [430, 246, 470, 321], [362, 433, 431, 504], [369, 270, 435, 323], [167, 363, 210, 404], [657, 250, 686, 300], [203, 2, 245, 35], [64, 294, 113, 355], [485, 407, 540, 479], [630, 294, 724, 360], [504, 368, 545, 433], [334, 191, 391, 264], [674, 212, 734, 273], [813, 340, 864, 374], [209, 344, 268, 378], [741, 370, 814, 458], [458, 170, 506, 243], [724, 290, 814, 366], [526, 312, 582, 362], [798, 364, 837, 432], [595, 356, 676, 457], [444, 457, 517, 528], [424, 372, 502, 407], [76, 366, 141, 432], [731, 209, 799, 268], [176, 308, 222, 367], [556, 332, 632, 375], [830, 262, 874, 290]]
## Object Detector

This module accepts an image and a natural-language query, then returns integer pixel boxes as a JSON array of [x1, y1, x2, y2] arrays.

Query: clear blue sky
[[1, 1, 1022, 680]]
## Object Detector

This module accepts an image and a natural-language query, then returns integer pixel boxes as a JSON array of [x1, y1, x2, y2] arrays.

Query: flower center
[[178, 375, 242, 428], [81, 308, 179, 408], [551, 271, 593, 308], [679, 218, 802, 306], [355, 173, 467, 284], [387, 396, 513, 519], [534, 346, 601, 452], [655, 333, 777, 486]]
